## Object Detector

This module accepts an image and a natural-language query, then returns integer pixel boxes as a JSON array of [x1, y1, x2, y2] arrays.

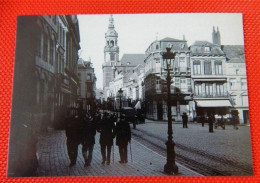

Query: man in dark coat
[[182, 112, 188, 128], [231, 111, 239, 130], [115, 115, 131, 163], [208, 113, 215, 133], [65, 109, 85, 167], [81, 114, 96, 167], [97, 112, 115, 165]]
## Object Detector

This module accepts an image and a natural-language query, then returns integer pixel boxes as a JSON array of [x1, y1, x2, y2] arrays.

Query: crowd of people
[[64, 110, 131, 167]]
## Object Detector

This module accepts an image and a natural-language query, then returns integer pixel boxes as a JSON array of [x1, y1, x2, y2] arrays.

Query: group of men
[[65, 110, 131, 167]]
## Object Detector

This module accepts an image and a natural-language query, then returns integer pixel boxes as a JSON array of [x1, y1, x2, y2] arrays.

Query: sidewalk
[[36, 128, 201, 177]]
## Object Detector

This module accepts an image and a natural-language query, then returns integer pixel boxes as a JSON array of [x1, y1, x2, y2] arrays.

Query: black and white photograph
[[8, 13, 253, 177]]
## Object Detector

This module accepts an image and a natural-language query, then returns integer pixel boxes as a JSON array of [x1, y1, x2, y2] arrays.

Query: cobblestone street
[[36, 128, 200, 177], [132, 121, 253, 175]]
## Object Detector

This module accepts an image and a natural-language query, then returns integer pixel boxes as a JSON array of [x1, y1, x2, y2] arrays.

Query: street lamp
[[162, 46, 179, 175], [117, 88, 124, 120]]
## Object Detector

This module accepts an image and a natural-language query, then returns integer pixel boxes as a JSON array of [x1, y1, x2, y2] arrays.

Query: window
[[187, 78, 191, 92], [36, 33, 42, 57], [156, 44, 159, 50], [62, 30, 65, 47], [52, 16, 56, 24], [215, 62, 222, 75], [179, 57, 186, 67], [195, 84, 202, 95], [241, 79, 247, 90], [231, 95, 236, 105], [216, 84, 224, 96], [181, 78, 186, 83], [42, 34, 48, 61], [87, 74, 91, 81], [205, 46, 210, 52], [110, 40, 114, 47], [242, 95, 248, 106], [110, 53, 115, 61], [49, 40, 53, 65], [204, 61, 212, 75], [193, 61, 201, 75], [230, 78, 236, 90], [167, 43, 172, 48], [205, 83, 213, 96], [235, 69, 239, 75]]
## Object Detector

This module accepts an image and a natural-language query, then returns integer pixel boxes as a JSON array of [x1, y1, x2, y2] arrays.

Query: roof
[[227, 58, 245, 63], [192, 41, 217, 46], [222, 45, 245, 60], [190, 40, 224, 55], [160, 37, 184, 42], [120, 54, 146, 66]]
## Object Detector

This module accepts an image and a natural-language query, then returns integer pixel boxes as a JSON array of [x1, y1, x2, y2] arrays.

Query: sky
[[77, 13, 244, 89]]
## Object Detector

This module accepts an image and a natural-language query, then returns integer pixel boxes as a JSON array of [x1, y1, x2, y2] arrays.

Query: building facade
[[144, 37, 192, 121], [190, 40, 231, 118], [77, 58, 97, 113], [223, 45, 249, 124], [9, 15, 80, 177]]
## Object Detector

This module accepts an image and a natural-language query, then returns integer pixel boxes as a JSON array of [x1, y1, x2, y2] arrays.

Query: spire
[[183, 35, 186, 41], [212, 26, 221, 45], [108, 14, 114, 29]]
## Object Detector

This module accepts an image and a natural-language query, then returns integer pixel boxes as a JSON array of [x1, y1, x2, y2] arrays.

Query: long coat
[[81, 120, 97, 145], [97, 117, 115, 146], [115, 120, 131, 147], [182, 114, 188, 123], [65, 116, 84, 143]]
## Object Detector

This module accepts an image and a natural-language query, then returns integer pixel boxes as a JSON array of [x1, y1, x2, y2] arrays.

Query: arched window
[[110, 40, 114, 47]]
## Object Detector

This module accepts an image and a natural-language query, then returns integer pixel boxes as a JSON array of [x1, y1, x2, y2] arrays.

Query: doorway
[[157, 102, 163, 120], [243, 110, 249, 124]]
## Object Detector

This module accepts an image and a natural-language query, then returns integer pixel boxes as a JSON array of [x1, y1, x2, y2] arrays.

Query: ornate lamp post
[[162, 46, 178, 175], [117, 88, 124, 120]]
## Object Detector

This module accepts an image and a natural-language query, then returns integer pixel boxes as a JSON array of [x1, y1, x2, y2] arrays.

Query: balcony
[[174, 67, 191, 75], [193, 92, 229, 98]]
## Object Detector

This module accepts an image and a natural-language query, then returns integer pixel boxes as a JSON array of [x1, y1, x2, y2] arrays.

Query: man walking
[[81, 114, 96, 167], [231, 111, 239, 130], [97, 112, 115, 165], [182, 112, 188, 128], [65, 109, 84, 167], [115, 115, 131, 164], [208, 113, 215, 133]]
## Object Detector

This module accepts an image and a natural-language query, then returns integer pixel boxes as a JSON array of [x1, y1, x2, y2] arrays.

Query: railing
[[193, 92, 229, 98]]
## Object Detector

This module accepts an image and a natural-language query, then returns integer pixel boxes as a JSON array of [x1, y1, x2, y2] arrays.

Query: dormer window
[[205, 46, 210, 52]]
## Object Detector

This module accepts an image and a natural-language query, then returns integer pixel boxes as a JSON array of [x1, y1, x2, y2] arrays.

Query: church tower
[[212, 26, 221, 45], [102, 15, 120, 97]]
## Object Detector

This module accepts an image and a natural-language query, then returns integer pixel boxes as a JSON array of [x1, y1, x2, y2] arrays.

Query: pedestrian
[[65, 109, 85, 167], [81, 113, 96, 167], [231, 111, 239, 130], [182, 112, 188, 128], [208, 113, 215, 133], [97, 112, 116, 165], [201, 116, 205, 127], [115, 114, 131, 164]]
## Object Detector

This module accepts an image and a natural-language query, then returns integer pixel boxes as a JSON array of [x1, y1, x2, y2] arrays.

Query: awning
[[196, 100, 232, 107]]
